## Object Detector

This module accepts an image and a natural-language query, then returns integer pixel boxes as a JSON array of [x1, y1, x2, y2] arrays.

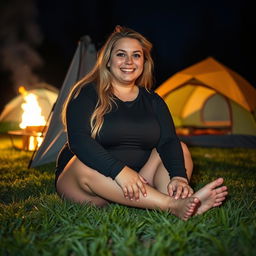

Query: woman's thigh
[[138, 149, 173, 195], [139, 148, 162, 186], [56, 156, 108, 206], [139, 142, 192, 188]]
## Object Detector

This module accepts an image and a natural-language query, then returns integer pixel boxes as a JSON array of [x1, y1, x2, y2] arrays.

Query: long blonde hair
[[62, 25, 154, 138]]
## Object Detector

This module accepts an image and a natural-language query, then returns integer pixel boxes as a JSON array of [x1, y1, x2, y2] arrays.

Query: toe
[[216, 191, 228, 198], [215, 178, 224, 186], [216, 186, 228, 194], [213, 202, 222, 207], [215, 197, 226, 202], [192, 197, 200, 204], [206, 178, 224, 190]]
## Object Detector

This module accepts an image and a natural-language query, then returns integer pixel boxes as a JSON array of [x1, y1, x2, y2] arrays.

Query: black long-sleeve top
[[56, 83, 187, 180]]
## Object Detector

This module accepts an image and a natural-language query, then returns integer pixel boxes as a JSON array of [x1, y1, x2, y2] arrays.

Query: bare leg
[[138, 148, 162, 186], [56, 156, 199, 220], [140, 142, 193, 195], [139, 143, 228, 215], [180, 141, 193, 180]]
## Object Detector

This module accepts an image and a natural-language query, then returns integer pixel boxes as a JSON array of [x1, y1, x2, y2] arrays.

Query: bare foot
[[169, 197, 200, 221], [193, 178, 228, 215]]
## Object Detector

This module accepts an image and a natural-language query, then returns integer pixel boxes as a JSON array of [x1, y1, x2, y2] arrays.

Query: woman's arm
[[153, 92, 188, 179], [66, 85, 125, 179], [153, 92, 194, 198]]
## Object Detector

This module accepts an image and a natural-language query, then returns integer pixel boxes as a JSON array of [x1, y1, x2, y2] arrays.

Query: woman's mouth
[[120, 68, 135, 73]]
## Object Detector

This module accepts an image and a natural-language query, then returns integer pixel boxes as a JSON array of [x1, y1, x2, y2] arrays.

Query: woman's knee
[[180, 141, 192, 158], [138, 148, 162, 186], [58, 159, 94, 193], [76, 168, 98, 194], [180, 141, 193, 180], [151, 148, 162, 165]]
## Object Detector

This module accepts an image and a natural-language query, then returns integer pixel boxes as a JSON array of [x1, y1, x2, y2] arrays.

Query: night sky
[[0, 0, 254, 113]]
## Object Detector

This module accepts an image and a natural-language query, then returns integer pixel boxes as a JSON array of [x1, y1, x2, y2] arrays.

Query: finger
[[175, 185, 183, 199], [127, 186, 134, 200], [139, 175, 148, 184], [188, 187, 194, 197], [123, 187, 129, 199], [137, 181, 147, 197], [181, 186, 189, 198], [133, 184, 140, 201], [168, 184, 174, 197]]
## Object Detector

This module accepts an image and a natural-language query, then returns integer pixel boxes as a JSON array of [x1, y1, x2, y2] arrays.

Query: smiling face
[[107, 37, 144, 87]]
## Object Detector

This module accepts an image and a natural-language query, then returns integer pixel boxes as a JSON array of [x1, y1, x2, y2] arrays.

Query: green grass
[[0, 135, 255, 256]]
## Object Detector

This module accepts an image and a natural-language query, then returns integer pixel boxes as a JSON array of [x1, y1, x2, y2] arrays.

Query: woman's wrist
[[171, 176, 189, 184]]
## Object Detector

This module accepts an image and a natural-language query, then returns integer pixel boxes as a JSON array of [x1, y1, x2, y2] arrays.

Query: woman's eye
[[133, 53, 141, 58], [116, 52, 125, 57]]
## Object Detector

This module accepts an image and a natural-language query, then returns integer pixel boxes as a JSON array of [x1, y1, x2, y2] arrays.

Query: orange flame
[[19, 86, 46, 150], [19, 87, 46, 129], [18, 86, 28, 96]]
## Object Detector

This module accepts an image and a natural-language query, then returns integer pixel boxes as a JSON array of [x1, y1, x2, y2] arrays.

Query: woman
[[55, 26, 228, 221]]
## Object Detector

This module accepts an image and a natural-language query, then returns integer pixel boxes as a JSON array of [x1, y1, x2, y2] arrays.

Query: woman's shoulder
[[74, 83, 97, 100], [68, 83, 98, 110], [140, 86, 162, 101], [79, 83, 97, 95]]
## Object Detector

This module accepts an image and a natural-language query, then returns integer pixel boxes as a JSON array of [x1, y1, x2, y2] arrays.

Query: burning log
[[23, 125, 46, 151]]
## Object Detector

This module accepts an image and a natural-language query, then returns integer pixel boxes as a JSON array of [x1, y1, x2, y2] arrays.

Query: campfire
[[18, 86, 46, 151]]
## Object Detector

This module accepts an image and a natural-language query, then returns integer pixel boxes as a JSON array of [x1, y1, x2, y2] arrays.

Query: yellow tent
[[155, 57, 256, 136]]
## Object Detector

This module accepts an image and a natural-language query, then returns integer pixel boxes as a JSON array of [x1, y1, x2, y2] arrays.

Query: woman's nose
[[125, 55, 133, 64]]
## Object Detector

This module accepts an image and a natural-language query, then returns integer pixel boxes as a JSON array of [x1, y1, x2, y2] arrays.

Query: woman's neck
[[112, 84, 139, 102]]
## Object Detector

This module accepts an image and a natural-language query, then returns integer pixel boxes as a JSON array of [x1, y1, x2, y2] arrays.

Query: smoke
[[0, 0, 43, 90]]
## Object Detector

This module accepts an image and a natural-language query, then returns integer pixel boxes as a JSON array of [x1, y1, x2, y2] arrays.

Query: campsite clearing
[[0, 134, 255, 256]]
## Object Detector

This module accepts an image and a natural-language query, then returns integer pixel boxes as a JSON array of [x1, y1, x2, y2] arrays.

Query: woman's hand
[[168, 177, 193, 199], [115, 167, 148, 201]]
